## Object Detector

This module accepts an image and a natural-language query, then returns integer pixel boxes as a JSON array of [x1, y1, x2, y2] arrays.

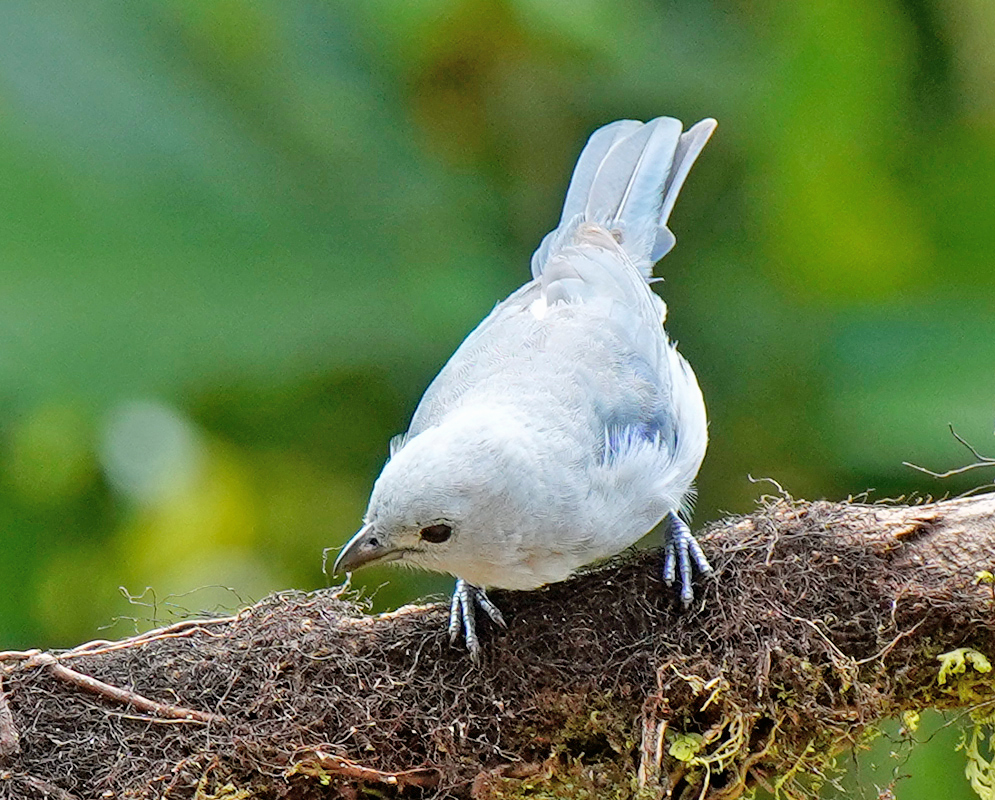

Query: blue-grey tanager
[[334, 116, 717, 661]]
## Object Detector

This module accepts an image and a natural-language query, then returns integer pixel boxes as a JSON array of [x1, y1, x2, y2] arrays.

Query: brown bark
[[0, 493, 993, 799]]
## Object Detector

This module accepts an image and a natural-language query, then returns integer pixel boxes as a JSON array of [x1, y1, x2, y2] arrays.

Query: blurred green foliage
[[0, 1, 992, 796]]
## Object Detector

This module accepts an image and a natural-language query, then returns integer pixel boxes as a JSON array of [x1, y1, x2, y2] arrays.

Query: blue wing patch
[[603, 409, 677, 466]]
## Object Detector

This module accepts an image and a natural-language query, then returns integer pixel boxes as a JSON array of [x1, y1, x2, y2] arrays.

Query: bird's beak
[[332, 523, 398, 573]]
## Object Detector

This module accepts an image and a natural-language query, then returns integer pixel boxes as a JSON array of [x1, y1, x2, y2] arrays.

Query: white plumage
[[335, 116, 717, 660]]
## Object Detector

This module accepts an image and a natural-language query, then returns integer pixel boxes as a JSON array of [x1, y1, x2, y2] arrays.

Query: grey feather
[[593, 119, 682, 232], [652, 118, 717, 261], [559, 120, 642, 225], [532, 117, 714, 278]]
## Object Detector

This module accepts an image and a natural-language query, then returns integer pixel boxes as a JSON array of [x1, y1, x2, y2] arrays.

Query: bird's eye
[[419, 523, 452, 543]]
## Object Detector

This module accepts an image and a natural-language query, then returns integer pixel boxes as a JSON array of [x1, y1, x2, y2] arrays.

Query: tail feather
[[588, 117, 682, 248], [559, 120, 642, 225], [653, 118, 717, 262], [533, 116, 716, 278]]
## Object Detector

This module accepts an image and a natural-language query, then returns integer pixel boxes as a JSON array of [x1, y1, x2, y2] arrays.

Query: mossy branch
[[1, 493, 994, 799]]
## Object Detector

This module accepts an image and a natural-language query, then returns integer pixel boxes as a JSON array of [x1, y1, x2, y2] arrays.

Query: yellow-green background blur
[[1, 1, 992, 797]]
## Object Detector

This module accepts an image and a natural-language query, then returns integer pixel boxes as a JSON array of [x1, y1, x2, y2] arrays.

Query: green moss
[[192, 776, 253, 800], [669, 732, 704, 762], [932, 647, 995, 800], [960, 710, 995, 800], [476, 756, 633, 800], [901, 710, 921, 734], [509, 692, 637, 763], [487, 691, 641, 800], [938, 648, 993, 689]]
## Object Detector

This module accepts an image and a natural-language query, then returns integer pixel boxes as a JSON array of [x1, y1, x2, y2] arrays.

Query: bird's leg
[[448, 579, 507, 663], [663, 510, 712, 606]]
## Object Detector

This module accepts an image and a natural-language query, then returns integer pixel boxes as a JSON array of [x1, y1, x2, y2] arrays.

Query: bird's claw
[[448, 579, 506, 663], [663, 510, 712, 606]]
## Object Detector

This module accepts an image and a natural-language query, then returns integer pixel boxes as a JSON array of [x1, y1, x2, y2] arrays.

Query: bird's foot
[[448, 579, 507, 663], [663, 510, 712, 606]]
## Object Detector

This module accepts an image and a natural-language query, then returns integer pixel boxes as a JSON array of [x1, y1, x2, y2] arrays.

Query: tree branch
[[903, 423, 995, 479], [1, 494, 993, 799]]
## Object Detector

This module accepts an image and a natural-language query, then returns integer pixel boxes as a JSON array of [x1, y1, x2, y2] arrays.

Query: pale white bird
[[334, 116, 717, 661]]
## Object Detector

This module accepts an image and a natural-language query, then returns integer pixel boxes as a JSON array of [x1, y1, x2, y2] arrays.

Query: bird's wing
[[401, 282, 544, 440], [397, 245, 679, 460]]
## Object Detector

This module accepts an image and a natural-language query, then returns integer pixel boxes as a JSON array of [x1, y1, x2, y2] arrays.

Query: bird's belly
[[469, 515, 659, 591], [489, 550, 579, 591]]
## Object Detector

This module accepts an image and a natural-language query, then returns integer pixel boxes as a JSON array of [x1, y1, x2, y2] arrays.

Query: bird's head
[[332, 408, 536, 587]]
